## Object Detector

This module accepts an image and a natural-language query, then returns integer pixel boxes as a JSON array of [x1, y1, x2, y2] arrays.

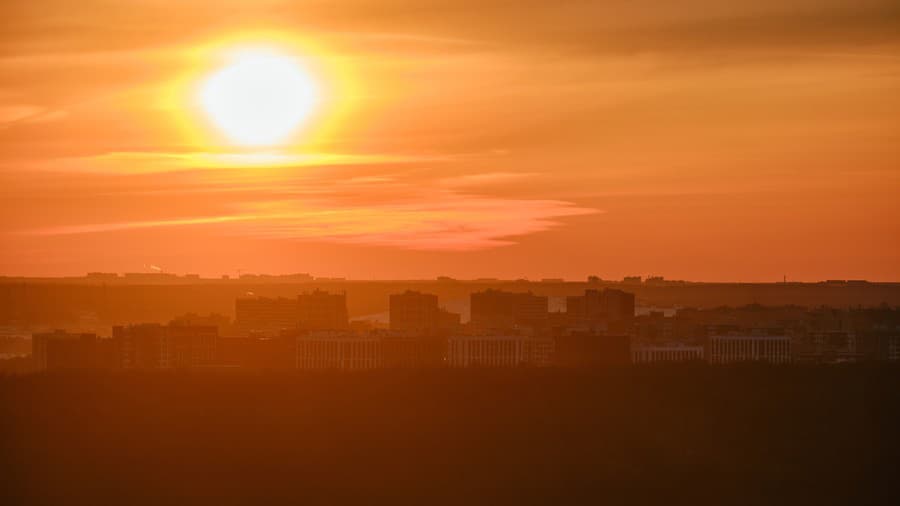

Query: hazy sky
[[1, 0, 899, 281]]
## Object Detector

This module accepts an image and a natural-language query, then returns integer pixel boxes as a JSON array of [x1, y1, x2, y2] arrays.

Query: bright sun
[[200, 49, 317, 147]]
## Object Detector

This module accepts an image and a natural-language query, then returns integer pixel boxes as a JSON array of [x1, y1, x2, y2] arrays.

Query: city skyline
[[3, 3, 899, 504], [2, 1, 899, 281]]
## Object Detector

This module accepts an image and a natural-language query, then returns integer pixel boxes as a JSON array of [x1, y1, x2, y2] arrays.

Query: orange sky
[[1, 0, 899, 281]]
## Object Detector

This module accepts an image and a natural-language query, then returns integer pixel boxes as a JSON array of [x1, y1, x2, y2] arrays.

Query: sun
[[199, 48, 318, 147]]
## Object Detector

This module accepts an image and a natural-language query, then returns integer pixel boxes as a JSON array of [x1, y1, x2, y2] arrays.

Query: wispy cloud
[[24, 215, 255, 236], [22, 188, 597, 251], [0, 105, 68, 127], [36, 151, 441, 174], [439, 171, 534, 188], [230, 192, 597, 250]]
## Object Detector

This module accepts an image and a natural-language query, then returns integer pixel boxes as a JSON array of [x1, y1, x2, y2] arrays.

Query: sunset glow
[[3, 4, 900, 504], [199, 48, 318, 147], [1, 1, 898, 281]]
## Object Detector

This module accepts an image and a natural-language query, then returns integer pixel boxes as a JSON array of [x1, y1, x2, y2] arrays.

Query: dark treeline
[[2, 365, 899, 504], [2, 280, 900, 325]]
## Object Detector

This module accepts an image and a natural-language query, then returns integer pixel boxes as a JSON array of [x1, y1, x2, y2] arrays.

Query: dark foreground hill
[[2, 366, 899, 505]]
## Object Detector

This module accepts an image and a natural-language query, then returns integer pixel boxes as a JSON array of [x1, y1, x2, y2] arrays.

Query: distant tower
[[298, 290, 349, 330]]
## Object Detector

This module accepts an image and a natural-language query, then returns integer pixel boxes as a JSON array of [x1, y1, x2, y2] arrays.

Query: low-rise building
[[553, 332, 631, 368], [296, 333, 381, 370], [32, 330, 111, 371], [632, 342, 704, 364], [707, 334, 791, 365], [447, 335, 554, 368]]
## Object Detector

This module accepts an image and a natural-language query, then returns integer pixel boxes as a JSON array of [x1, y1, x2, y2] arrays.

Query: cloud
[[27, 150, 441, 174], [0, 105, 67, 127], [22, 188, 597, 251], [439, 171, 533, 188], [230, 192, 597, 250], [24, 215, 254, 236]]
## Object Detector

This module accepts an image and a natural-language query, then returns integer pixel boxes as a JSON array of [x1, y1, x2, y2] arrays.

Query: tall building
[[390, 291, 439, 332], [566, 289, 635, 326], [234, 296, 299, 335], [113, 323, 217, 369], [167, 324, 217, 368], [32, 330, 108, 371], [298, 290, 348, 330], [603, 289, 636, 323], [470, 290, 549, 330], [437, 309, 462, 333], [113, 324, 168, 369]]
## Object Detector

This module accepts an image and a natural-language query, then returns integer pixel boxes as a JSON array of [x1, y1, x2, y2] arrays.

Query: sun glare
[[199, 49, 317, 147]]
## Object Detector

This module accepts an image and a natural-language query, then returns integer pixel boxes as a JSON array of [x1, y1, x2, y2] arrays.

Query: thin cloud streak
[[233, 193, 597, 250], [31, 151, 443, 174], [21, 191, 597, 251], [24, 215, 255, 236]]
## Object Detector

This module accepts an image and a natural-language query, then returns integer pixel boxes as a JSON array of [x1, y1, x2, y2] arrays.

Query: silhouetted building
[[298, 290, 348, 330], [171, 312, 232, 335], [390, 291, 439, 332], [389, 290, 460, 335], [634, 311, 675, 341], [794, 331, 860, 364], [167, 324, 217, 368], [296, 333, 380, 370], [86, 272, 118, 281], [437, 308, 462, 333], [553, 332, 631, 368], [382, 335, 447, 368], [632, 343, 704, 364], [32, 330, 110, 371], [218, 335, 295, 369], [447, 335, 554, 367], [856, 331, 900, 362], [707, 334, 791, 365], [566, 289, 635, 326], [113, 324, 167, 368], [113, 323, 217, 369], [470, 290, 548, 330], [235, 296, 298, 335]]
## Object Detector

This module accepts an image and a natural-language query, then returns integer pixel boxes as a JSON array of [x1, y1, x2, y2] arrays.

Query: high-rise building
[[470, 290, 548, 330], [603, 289, 636, 323], [298, 290, 349, 330], [234, 296, 299, 335], [167, 324, 217, 368], [436, 309, 462, 333], [113, 323, 217, 369], [566, 289, 635, 326], [113, 324, 168, 368], [390, 290, 439, 332], [32, 330, 108, 371]]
